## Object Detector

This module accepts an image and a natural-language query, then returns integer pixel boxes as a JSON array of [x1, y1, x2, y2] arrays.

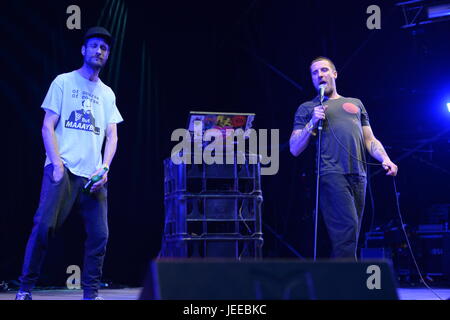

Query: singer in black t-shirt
[[289, 56, 398, 259]]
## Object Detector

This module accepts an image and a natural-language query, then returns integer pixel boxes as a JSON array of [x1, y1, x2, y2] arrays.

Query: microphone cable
[[324, 113, 444, 300], [393, 177, 443, 300], [325, 115, 383, 167]]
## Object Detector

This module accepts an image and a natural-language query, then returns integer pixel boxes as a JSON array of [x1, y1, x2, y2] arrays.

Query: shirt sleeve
[[293, 104, 311, 130], [41, 76, 63, 115], [107, 92, 124, 124], [359, 99, 370, 127]]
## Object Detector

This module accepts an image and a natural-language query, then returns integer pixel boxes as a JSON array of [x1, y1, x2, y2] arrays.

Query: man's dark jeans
[[19, 164, 108, 299], [319, 173, 366, 260]]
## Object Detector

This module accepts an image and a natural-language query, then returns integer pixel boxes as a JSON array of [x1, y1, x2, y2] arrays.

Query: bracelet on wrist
[[305, 121, 316, 136]]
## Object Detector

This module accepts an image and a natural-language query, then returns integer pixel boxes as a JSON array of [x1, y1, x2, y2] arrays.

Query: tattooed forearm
[[290, 121, 316, 156], [370, 140, 389, 161]]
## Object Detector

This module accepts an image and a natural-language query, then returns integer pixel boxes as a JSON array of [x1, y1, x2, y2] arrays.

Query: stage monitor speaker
[[140, 259, 398, 300]]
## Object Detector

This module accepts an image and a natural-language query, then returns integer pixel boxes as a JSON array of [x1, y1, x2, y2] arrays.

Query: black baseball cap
[[83, 26, 113, 46]]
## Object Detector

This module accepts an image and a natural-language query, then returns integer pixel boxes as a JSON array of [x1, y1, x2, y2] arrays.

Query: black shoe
[[15, 291, 32, 300]]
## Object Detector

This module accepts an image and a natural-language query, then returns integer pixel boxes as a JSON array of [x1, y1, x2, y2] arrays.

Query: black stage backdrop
[[1, 0, 449, 287]]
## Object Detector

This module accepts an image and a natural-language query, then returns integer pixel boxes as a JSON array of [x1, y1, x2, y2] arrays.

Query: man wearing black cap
[[15, 26, 123, 300]]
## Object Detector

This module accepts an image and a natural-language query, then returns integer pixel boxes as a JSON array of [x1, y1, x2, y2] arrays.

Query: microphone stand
[[314, 96, 325, 262]]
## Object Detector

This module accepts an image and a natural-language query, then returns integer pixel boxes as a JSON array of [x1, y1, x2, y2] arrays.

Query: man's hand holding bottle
[[84, 165, 109, 193]]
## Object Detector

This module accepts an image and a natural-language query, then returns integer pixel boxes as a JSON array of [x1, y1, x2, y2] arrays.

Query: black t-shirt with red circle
[[293, 96, 370, 177]]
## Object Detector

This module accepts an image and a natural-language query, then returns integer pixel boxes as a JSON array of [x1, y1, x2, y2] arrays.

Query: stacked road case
[[161, 153, 263, 259]]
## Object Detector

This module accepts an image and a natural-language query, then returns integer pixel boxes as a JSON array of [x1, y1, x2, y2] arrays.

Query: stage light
[[428, 4, 450, 19], [447, 102, 450, 113]]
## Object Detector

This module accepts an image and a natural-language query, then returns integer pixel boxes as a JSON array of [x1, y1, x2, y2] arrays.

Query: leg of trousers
[[319, 173, 366, 260], [19, 164, 108, 296], [79, 184, 108, 299]]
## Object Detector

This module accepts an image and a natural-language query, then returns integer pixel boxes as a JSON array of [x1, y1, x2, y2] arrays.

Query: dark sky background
[[1, 0, 449, 287]]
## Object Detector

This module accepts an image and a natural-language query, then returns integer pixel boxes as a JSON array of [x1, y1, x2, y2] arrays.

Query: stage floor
[[0, 287, 449, 300]]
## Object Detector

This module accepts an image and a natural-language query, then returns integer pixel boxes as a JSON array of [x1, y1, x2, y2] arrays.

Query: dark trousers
[[19, 164, 108, 299], [319, 173, 366, 260]]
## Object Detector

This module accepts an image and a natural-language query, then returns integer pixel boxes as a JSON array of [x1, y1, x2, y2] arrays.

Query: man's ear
[[81, 45, 86, 57], [333, 70, 338, 79]]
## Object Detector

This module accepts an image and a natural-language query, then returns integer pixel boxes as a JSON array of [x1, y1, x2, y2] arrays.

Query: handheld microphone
[[318, 84, 326, 130], [319, 83, 326, 104]]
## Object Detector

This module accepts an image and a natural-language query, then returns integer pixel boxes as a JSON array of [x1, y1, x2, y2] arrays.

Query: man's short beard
[[324, 86, 334, 96], [86, 58, 105, 70], [88, 63, 103, 71]]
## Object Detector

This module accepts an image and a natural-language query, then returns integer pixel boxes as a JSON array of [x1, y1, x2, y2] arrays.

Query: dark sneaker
[[15, 291, 32, 300]]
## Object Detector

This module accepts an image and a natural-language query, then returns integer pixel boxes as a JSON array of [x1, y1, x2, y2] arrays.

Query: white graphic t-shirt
[[41, 71, 123, 178]]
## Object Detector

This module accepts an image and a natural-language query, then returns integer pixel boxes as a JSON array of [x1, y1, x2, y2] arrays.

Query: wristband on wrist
[[305, 121, 316, 136]]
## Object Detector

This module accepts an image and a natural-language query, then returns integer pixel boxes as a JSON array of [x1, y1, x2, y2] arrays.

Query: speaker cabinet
[[140, 259, 398, 300]]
